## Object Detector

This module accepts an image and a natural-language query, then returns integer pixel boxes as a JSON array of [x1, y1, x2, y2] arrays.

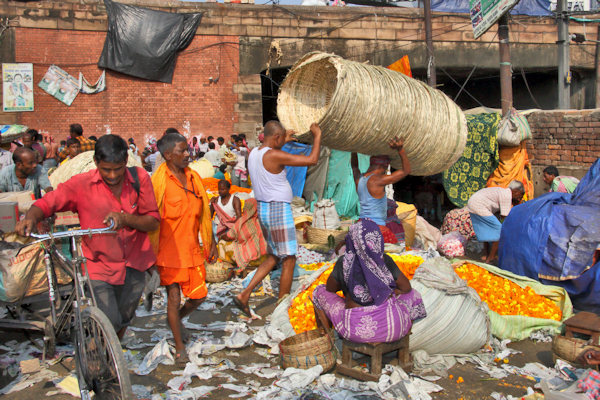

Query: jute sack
[[0, 243, 71, 302], [497, 108, 532, 147], [311, 199, 341, 230]]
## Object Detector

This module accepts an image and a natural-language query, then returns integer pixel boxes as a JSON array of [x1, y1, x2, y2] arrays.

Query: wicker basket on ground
[[205, 260, 233, 283], [552, 334, 599, 365], [279, 328, 336, 371], [307, 226, 347, 247]]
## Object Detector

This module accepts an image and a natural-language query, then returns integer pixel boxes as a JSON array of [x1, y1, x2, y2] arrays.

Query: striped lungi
[[257, 201, 297, 258]]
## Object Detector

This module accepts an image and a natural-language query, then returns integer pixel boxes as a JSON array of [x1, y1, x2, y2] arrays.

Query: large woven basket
[[205, 261, 233, 283], [279, 329, 336, 371], [307, 226, 347, 247], [552, 334, 599, 365], [0, 125, 27, 144], [277, 52, 467, 176]]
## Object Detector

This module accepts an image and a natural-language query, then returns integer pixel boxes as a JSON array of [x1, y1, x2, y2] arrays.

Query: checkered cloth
[[578, 369, 600, 399], [257, 201, 297, 258], [59, 136, 96, 159]]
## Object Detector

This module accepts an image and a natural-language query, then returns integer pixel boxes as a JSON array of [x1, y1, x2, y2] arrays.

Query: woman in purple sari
[[312, 219, 426, 343]]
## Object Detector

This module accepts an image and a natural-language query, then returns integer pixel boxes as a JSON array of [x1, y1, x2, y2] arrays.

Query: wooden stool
[[336, 335, 411, 381], [564, 312, 600, 346]]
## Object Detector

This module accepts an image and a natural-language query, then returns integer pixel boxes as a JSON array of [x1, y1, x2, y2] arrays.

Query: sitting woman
[[312, 219, 426, 343]]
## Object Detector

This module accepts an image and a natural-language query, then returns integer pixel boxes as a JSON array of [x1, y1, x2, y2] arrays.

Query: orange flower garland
[[390, 254, 425, 280], [289, 264, 334, 334], [455, 263, 562, 321]]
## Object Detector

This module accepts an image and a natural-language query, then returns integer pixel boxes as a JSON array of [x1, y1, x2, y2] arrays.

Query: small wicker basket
[[279, 328, 336, 371], [306, 226, 347, 247], [552, 334, 599, 365], [205, 260, 233, 283]]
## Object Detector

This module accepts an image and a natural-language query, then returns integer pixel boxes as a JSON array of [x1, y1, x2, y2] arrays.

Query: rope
[[277, 52, 468, 176]]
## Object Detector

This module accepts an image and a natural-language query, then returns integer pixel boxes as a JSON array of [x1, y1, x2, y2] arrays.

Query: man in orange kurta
[[150, 132, 216, 363]]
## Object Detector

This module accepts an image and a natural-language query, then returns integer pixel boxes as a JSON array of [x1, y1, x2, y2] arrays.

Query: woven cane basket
[[205, 261, 233, 283], [307, 226, 347, 246], [279, 328, 336, 371], [552, 335, 599, 364], [0, 125, 27, 144], [277, 52, 468, 176]]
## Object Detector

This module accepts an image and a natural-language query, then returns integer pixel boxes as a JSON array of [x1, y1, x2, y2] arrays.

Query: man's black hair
[[70, 123, 83, 136], [25, 128, 38, 139], [66, 138, 79, 147], [543, 166, 559, 177], [207, 136, 214, 141], [219, 164, 227, 173], [164, 127, 179, 135], [217, 136, 225, 142], [208, 142, 215, 150], [60, 140, 66, 146], [239, 133, 246, 139], [218, 179, 231, 189], [89, 135, 98, 141], [13, 147, 35, 164], [157, 132, 187, 157], [94, 135, 128, 164]]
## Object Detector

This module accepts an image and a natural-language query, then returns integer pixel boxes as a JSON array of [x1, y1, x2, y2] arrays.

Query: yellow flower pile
[[455, 263, 562, 321], [289, 263, 334, 334], [389, 254, 425, 279]]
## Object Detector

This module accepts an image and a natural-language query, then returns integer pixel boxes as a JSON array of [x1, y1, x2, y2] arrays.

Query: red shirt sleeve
[[135, 167, 160, 221], [34, 176, 80, 217]]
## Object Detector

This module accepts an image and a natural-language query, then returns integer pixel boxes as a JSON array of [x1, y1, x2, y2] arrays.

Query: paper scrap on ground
[[134, 339, 174, 375]]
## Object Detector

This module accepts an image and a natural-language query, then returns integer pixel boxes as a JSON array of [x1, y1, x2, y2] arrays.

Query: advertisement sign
[[470, 0, 520, 39], [38, 65, 80, 107], [2, 63, 34, 112]]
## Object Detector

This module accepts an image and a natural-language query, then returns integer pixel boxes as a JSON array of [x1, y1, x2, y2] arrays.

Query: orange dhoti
[[158, 264, 207, 299]]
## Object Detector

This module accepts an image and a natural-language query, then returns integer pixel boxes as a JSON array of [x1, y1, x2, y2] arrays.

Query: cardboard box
[[0, 201, 19, 233], [55, 211, 80, 227]]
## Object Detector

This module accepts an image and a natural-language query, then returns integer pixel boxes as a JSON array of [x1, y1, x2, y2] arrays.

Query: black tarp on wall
[[98, 0, 202, 83]]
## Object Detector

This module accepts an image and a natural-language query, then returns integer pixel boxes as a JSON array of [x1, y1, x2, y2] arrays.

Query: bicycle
[[0, 222, 133, 400]]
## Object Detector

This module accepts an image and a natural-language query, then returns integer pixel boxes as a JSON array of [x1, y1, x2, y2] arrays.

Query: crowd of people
[[1, 120, 593, 367]]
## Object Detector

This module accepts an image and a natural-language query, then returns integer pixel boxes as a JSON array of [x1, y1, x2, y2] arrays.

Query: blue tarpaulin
[[431, 0, 551, 16], [282, 142, 311, 198], [498, 158, 600, 312]]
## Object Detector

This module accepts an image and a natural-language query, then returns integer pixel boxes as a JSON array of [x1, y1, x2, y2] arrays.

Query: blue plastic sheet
[[431, 0, 551, 16], [498, 158, 600, 312], [282, 142, 311, 198]]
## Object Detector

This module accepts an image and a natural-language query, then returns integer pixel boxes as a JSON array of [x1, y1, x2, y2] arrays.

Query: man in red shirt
[[16, 135, 160, 337]]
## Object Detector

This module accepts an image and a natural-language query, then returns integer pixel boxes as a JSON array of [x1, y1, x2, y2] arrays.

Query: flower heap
[[455, 263, 562, 321], [289, 263, 334, 334], [389, 254, 425, 279]]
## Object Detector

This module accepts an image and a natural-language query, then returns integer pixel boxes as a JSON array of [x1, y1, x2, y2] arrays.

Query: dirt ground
[[0, 288, 554, 400]]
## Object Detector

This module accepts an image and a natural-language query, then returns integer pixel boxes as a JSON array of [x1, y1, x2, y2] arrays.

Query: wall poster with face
[[2, 63, 34, 112]]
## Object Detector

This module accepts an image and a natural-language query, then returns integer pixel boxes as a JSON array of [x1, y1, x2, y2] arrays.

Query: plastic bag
[[312, 199, 341, 230], [409, 257, 490, 354], [437, 231, 467, 258], [497, 108, 532, 147]]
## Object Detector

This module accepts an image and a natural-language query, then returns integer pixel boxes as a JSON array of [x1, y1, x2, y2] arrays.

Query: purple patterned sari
[[312, 219, 427, 343]]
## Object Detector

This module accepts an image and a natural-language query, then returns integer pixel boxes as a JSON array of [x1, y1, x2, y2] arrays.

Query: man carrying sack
[[233, 121, 322, 317], [150, 131, 216, 364], [351, 138, 411, 243]]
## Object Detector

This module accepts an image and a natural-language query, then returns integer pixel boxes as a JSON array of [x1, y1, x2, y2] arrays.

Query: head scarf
[[370, 155, 391, 167], [342, 219, 396, 306]]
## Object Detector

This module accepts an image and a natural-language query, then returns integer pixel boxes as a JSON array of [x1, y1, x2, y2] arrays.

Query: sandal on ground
[[233, 296, 252, 318]]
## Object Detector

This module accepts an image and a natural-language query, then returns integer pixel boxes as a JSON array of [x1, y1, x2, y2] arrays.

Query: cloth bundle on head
[[370, 155, 391, 167], [343, 219, 397, 306]]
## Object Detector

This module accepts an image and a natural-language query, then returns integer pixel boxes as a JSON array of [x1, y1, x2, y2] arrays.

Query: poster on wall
[[2, 63, 34, 112], [38, 65, 80, 106], [470, 0, 519, 39]]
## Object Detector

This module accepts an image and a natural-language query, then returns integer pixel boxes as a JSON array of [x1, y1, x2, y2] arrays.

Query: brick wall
[[15, 27, 240, 146], [526, 109, 600, 195]]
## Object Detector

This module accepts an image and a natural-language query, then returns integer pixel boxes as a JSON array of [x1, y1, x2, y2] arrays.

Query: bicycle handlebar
[[29, 219, 116, 243]]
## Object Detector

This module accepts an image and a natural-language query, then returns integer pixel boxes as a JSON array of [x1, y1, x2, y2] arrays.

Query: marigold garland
[[389, 254, 425, 279], [455, 263, 562, 321], [289, 263, 335, 334]]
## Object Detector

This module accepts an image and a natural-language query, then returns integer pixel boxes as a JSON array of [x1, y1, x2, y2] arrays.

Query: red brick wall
[[16, 28, 240, 146], [526, 110, 600, 167]]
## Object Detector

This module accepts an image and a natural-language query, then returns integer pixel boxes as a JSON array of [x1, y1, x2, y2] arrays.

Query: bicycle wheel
[[74, 306, 133, 400]]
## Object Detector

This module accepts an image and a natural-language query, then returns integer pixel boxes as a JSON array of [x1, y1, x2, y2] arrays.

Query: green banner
[[470, 0, 519, 39]]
